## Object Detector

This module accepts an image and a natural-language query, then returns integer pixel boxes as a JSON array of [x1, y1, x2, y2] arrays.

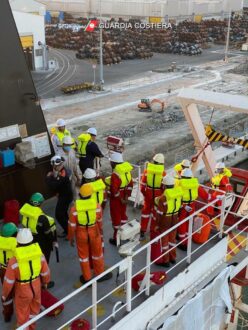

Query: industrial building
[[41, 0, 243, 20], [9, 0, 46, 70]]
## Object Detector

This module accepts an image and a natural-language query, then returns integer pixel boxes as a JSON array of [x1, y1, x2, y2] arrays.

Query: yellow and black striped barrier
[[205, 125, 248, 149]]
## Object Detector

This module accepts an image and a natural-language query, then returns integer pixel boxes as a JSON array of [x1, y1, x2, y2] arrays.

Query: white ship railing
[[17, 190, 248, 330]]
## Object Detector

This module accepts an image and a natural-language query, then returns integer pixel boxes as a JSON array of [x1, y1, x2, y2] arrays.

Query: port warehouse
[[41, 0, 243, 19]]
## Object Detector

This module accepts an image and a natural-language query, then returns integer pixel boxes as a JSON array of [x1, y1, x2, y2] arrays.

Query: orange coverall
[[208, 175, 233, 215], [0, 266, 14, 322], [68, 205, 104, 281], [109, 172, 133, 239], [140, 169, 166, 233], [2, 256, 50, 330], [178, 186, 208, 247], [155, 195, 179, 264]]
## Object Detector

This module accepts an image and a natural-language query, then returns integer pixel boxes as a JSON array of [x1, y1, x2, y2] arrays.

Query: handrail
[[17, 191, 248, 330]]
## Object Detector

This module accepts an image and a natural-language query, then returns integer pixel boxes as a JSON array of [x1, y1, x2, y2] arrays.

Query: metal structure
[[177, 88, 248, 178], [0, 0, 53, 214]]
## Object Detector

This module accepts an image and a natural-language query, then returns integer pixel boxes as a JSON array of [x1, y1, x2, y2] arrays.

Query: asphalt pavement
[[32, 45, 237, 99]]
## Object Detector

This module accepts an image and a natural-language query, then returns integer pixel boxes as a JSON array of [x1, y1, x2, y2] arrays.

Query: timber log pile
[[45, 16, 247, 64]]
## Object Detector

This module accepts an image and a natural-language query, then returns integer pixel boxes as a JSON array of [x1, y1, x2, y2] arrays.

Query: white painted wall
[[41, 0, 243, 17], [13, 10, 45, 70]]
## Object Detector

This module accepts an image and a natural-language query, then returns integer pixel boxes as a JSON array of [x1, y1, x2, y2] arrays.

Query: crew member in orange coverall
[[208, 162, 233, 215], [0, 223, 18, 322], [108, 152, 133, 246], [2, 228, 50, 330], [68, 183, 112, 284], [155, 175, 183, 266], [82, 168, 107, 249], [140, 153, 166, 240], [177, 168, 209, 250]]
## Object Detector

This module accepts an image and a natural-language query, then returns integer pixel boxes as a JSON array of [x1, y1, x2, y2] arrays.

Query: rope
[[208, 107, 215, 125]]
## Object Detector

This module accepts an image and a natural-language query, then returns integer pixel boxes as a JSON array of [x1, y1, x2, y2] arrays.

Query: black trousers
[[55, 196, 72, 234]]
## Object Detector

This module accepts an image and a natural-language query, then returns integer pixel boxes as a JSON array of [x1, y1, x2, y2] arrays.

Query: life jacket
[[91, 179, 106, 205], [75, 197, 98, 226], [114, 162, 133, 188], [192, 213, 211, 244], [104, 176, 111, 188], [77, 133, 91, 157], [0, 237, 17, 268], [146, 163, 164, 189], [164, 186, 183, 215], [20, 204, 56, 235], [174, 162, 183, 175], [211, 168, 232, 188], [55, 129, 71, 144], [180, 178, 199, 203], [15, 243, 42, 282]]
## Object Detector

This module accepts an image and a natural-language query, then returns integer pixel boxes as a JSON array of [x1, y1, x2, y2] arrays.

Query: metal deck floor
[[0, 198, 224, 330]]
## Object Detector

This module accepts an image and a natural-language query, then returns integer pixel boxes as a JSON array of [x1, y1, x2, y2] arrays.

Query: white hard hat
[[87, 127, 97, 136], [110, 152, 123, 163], [182, 159, 191, 167], [51, 155, 64, 166], [215, 162, 225, 170], [17, 228, 33, 244], [56, 118, 66, 127], [181, 168, 193, 178], [84, 168, 97, 179], [162, 175, 175, 186], [153, 153, 164, 164], [63, 136, 73, 145]]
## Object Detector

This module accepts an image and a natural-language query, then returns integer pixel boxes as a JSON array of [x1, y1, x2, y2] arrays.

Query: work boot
[[109, 238, 117, 246], [97, 272, 113, 282], [4, 315, 12, 323], [177, 245, 187, 251], [47, 281, 55, 289], [80, 275, 90, 285], [160, 262, 170, 268], [139, 231, 145, 241]]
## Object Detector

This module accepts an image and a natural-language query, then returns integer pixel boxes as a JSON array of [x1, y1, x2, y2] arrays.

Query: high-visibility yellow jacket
[[91, 179, 106, 204], [77, 133, 91, 157], [0, 237, 17, 268], [174, 162, 183, 174], [146, 163, 164, 189], [55, 129, 71, 144], [15, 243, 42, 282], [20, 204, 56, 234], [75, 197, 98, 226], [180, 178, 199, 203], [114, 162, 133, 188], [212, 168, 232, 187], [163, 186, 183, 214]]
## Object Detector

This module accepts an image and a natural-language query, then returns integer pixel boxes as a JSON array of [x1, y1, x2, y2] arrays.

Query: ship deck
[[1, 193, 243, 330]]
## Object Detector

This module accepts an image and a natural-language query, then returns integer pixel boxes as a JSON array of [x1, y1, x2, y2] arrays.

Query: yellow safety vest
[[15, 243, 42, 282], [91, 179, 106, 204], [104, 176, 111, 188], [20, 204, 56, 234], [164, 186, 183, 215], [77, 133, 91, 157], [75, 197, 98, 226], [55, 129, 71, 143], [114, 162, 133, 188], [180, 178, 199, 203], [0, 237, 17, 268], [174, 162, 183, 173], [146, 163, 164, 189], [211, 168, 232, 187]]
